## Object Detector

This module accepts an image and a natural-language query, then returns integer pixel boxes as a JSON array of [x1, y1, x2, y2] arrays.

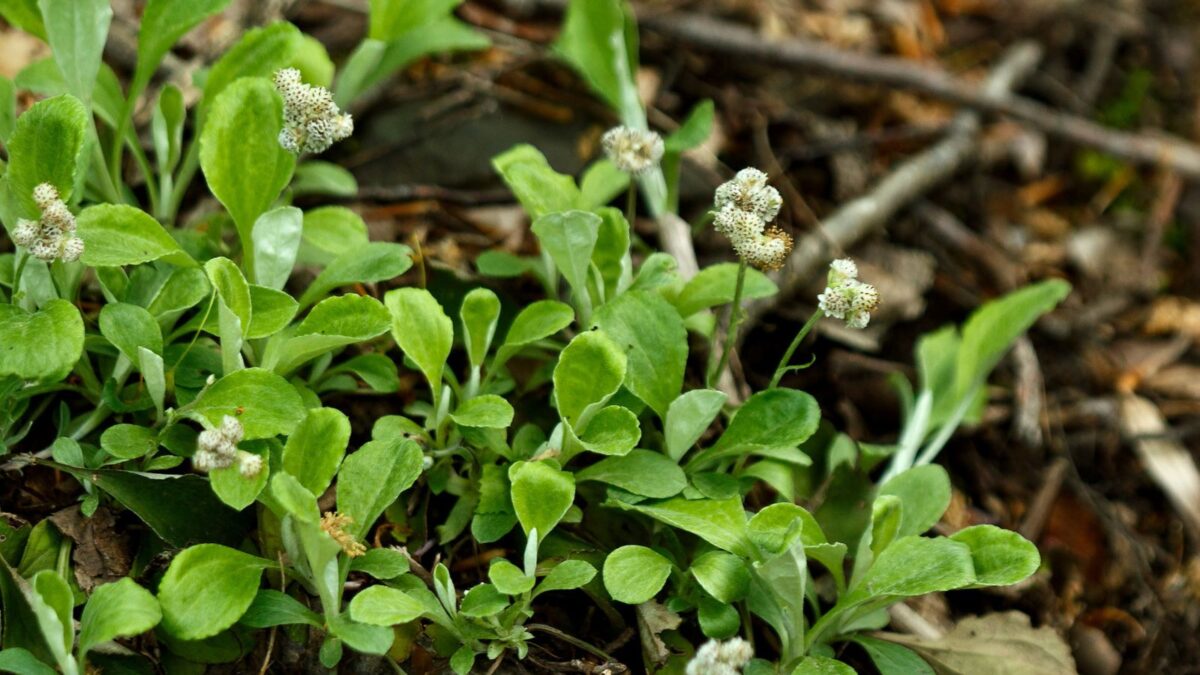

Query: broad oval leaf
[[251, 206, 303, 291], [298, 206, 368, 266], [157, 544, 272, 640], [100, 303, 163, 360], [5, 94, 88, 217], [188, 368, 305, 439], [135, 0, 232, 95], [39, 0, 112, 105], [450, 395, 513, 429], [575, 449, 685, 498], [949, 525, 1040, 587], [77, 578, 161, 655], [855, 536, 975, 600], [602, 545, 670, 604], [531, 210, 600, 300], [299, 241, 412, 308], [533, 559, 596, 597], [690, 550, 750, 603], [385, 287, 453, 397], [267, 293, 390, 375], [675, 262, 778, 317], [282, 407, 350, 497], [510, 460, 574, 542], [348, 585, 426, 626], [202, 22, 301, 111], [664, 389, 726, 462], [0, 300, 83, 382], [593, 290, 687, 418], [877, 465, 951, 539], [552, 331, 626, 427], [460, 287, 500, 369], [99, 424, 158, 460], [336, 437, 423, 540], [78, 204, 194, 267], [611, 496, 753, 559]]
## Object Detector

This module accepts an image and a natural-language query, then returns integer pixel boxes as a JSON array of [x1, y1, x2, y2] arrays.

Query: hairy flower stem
[[625, 184, 637, 227], [708, 261, 747, 388], [768, 310, 822, 389]]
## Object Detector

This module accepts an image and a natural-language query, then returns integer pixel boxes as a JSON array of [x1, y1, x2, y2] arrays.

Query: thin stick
[[769, 310, 822, 389], [745, 42, 1043, 329]]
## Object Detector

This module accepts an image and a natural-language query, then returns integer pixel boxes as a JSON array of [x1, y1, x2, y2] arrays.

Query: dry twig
[[745, 42, 1043, 328]]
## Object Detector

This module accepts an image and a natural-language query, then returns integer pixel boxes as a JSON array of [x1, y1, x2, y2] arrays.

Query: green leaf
[[849, 636, 934, 675], [450, 395, 513, 429], [664, 389, 726, 462], [266, 294, 390, 375], [552, 331, 626, 427], [664, 99, 714, 152], [337, 438, 423, 540], [532, 210, 600, 304], [954, 280, 1070, 398], [612, 496, 753, 559], [878, 465, 951, 538], [692, 389, 820, 469], [298, 206, 368, 266], [78, 578, 161, 655], [38, 0, 111, 105], [135, 0, 232, 97], [239, 589, 322, 628], [266, 472, 319, 523], [488, 560, 534, 595], [576, 449, 686, 498], [5, 94, 88, 217], [553, 0, 641, 123], [77, 204, 195, 267], [329, 614, 396, 656], [282, 408, 350, 497], [385, 287, 453, 397], [100, 303, 163, 360], [292, 160, 357, 197], [188, 368, 305, 440], [369, 0, 459, 40], [793, 656, 856, 675], [572, 405, 641, 457], [459, 583, 508, 617], [690, 551, 750, 603], [243, 285, 298, 339], [533, 559, 596, 597], [471, 463, 517, 544], [251, 206, 303, 291], [0, 300, 83, 382], [299, 242, 412, 308], [590, 207, 631, 297], [949, 525, 1040, 587], [29, 570, 72, 668], [602, 545, 670, 604], [450, 645, 475, 675], [491, 144, 580, 219], [0, 649, 56, 675], [510, 460, 574, 542], [593, 290, 687, 418], [202, 22, 301, 113], [209, 445, 269, 511], [492, 299, 573, 373], [200, 77, 295, 262], [675, 263, 778, 317], [0, 75, 15, 143], [89, 469, 253, 547], [854, 536, 974, 600], [0, 0, 46, 39], [99, 424, 158, 460], [578, 160, 629, 210], [348, 586, 426, 626], [158, 544, 272, 640], [459, 287, 500, 369]]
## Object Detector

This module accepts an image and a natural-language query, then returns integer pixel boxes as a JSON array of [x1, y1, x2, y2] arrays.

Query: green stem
[[708, 261, 748, 388], [166, 139, 201, 225], [11, 251, 29, 300], [625, 183, 637, 226], [90, 120, 124, 204], [769, 310, 823, 389]]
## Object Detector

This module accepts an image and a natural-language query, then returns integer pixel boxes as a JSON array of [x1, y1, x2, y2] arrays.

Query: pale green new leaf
[[602, 545, 670, 604], [282, 408, 350, 497], [38, 0, 111, 105], [298, 242, 412, 308], [77, 204, 195, 267], [77, 578, 161, 655], [336, 437, 423, 539], [385, 287, 453, 397], [510, 460, 574, 542], [5, 94, 87, 218], [0, 300, 83, 382], [188, 368, 305, 439], [593, 290, 687, 418], [157, 544, 272, 640]]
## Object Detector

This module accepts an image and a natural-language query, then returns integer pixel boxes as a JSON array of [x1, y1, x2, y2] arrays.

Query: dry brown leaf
[[879, 611, 1076, 675], [47, 505, 133, 593], [1117, 393, 1200, 537], [636, 599, 682, 666]]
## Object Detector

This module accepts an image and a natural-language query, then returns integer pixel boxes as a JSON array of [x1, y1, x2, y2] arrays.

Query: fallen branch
[[640, 11, 1200, 178], [745, 42, 1043, 328]]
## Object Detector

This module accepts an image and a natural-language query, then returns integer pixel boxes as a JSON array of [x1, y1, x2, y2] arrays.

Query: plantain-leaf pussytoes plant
[[0, 0, 1071, 673]]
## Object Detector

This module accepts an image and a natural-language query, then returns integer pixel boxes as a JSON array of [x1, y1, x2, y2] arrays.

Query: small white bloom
[[32, 183, 59, 209], [11, 219, 39, 248], [219, 415, 245, 445], [818, 259, 878, 329], [711, 169, 792, 271], [59, 236, 84, 263], [601, 125, 664, 175], [273, 68, 354, 155], [685, 638, 753, 675], [237, 452, 264, 478]]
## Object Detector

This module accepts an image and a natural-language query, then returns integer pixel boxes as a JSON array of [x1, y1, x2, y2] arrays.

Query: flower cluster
[[685, 638, 754, 675], [320, 512, 366, 557], [712, 168, 793, 271], [272, 68, 354, 155], [601, 125, 664, 175], [192, 415, 263, 477], [11, 183, 84, 262], [817, 258, 879, 329]]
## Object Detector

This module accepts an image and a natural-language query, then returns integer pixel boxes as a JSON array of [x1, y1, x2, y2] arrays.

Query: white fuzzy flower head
[[818, 259, 878, 329], [192, 415, 245, 473], [16, 184, 82, 263], [237, 451, 264, 478], [273, 68, 354, 155], [711, 169, 792, 271], [686, 638, 754, 675], [601, 126, 664, 175]]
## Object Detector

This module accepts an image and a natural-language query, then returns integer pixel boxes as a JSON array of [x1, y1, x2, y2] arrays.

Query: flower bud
[[273, 68, 354, 155], [817, 258, 878, 329]]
